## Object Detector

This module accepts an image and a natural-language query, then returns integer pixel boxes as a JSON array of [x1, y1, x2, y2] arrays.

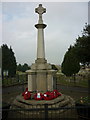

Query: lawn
[[56, 74, 88, 88]]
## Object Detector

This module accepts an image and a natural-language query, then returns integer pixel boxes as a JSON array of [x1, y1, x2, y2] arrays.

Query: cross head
[[35, 4, 46, 15]]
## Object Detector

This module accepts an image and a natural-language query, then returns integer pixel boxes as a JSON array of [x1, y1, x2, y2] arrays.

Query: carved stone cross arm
[[35, 4, 46, 24], [35, 4, 46, 15]]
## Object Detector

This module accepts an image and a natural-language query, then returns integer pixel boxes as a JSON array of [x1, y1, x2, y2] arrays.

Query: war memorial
[[10, 4, 75, 119]]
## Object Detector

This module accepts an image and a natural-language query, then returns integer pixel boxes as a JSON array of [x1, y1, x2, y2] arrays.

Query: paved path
[[2, 84, 27, 94]]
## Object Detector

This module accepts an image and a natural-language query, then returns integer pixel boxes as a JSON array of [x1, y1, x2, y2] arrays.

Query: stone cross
[[35, 4, 46, 23], [26, 4, 56, 93]]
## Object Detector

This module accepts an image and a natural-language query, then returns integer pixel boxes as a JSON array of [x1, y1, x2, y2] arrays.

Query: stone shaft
[[37, 27, 45, 58], [35, 4, 46, 59]]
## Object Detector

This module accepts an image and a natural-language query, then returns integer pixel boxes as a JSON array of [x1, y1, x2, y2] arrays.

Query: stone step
[[10, 94, 75, 118]]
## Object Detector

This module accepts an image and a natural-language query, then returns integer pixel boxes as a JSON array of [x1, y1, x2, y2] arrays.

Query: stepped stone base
[[9, 94, 77, 119]]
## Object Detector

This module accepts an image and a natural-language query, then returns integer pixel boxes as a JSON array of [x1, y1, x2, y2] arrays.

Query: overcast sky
[[1, 1, 88, 65]]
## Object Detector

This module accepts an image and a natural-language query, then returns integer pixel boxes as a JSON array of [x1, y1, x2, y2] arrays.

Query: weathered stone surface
[[26, 68, 57, 92], [10, 94, 75, 119], [15, 94, 65, 105]]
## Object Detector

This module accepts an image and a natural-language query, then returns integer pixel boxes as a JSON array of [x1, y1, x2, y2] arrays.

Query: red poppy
[[22, 87, 28, 96], [53, 90, 62, 98], [52, 91, 58, 99], [57, 91, 62, 96], [25, 88, 28, 91], [24, 91, 31, 100], [43, 91, 53, 100]]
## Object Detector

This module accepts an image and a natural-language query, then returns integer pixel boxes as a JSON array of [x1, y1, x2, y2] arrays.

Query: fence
[[2, 74, 28, 87], [2, 104, 90, 120]]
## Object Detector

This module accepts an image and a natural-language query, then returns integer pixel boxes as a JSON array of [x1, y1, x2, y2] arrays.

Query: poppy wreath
[[43, 91, 53, 100], [24, 91, 31, 100], [53, 90, 62, 98], [22, 87, 28, 96], [22, 88, 62, 100], [34, 93, 43, 100]]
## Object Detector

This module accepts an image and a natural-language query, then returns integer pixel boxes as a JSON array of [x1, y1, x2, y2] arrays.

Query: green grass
[[58, 79, 88, 87]]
